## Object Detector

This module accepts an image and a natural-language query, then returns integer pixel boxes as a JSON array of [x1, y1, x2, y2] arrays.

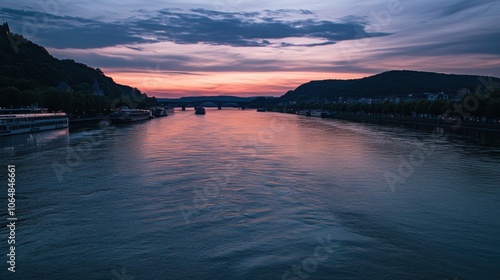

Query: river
[[1, 109, 499, 279]]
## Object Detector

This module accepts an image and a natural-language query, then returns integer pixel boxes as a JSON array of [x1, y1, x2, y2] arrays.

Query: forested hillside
[[0, 22, 155, 113]]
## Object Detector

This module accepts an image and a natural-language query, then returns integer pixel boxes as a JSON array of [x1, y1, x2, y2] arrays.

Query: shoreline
[[267, 109, 500, 134], [324, 113, 500, 132]]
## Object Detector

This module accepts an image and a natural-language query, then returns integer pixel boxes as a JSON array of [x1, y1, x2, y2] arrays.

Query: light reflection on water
[[1, 109, 500, 280]]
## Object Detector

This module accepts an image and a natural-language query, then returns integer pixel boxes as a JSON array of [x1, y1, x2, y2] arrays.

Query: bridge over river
[[156, 97, 255, 110]]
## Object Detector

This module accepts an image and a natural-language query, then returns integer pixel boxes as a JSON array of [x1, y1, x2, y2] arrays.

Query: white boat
[[297, 110, 311, 116], [310, 110, 324, 117], [109, 108, 152, 123], [0, 108, 68, 137], [151, 107, 168, 117], [151, 106, 175, 117]]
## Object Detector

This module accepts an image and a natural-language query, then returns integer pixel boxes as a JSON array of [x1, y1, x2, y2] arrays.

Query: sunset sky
[[1, 0, 500, 97]]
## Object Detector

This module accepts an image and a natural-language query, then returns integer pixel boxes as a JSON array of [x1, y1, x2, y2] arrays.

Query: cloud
[[0, 7, 389, 49], [47, 46, 196, 70], [0, 8, 153, 48], [439, 0, 498, 16], [368, 0, 500, 58], [133, 8, 390, 48]]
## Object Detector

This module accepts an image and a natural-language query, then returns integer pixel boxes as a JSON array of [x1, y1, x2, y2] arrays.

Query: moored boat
[[151, 107, 169, 118], [310, 110, 324, 117], [0, 108, 68, 137], [297, 109, 311, 116], [151, 106, 175, 117], [109, 108, 152, 123]]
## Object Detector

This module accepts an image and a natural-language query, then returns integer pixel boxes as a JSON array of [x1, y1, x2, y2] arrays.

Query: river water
[[1, 109, 499, 279]]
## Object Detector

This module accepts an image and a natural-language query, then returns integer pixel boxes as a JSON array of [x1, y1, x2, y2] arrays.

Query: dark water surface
[[1, 109, 499, 279]]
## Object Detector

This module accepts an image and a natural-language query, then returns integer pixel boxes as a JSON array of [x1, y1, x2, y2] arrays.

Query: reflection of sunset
[[139, 110, 378, 180], [279, 119, 379, 177]]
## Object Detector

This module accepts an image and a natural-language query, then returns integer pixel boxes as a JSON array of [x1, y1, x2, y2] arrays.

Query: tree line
[[273, 90, 500, 120], [0, 86, 158, 115]]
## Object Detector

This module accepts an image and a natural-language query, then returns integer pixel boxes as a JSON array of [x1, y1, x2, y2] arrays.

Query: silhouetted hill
[[281, 70, 500, 101], [0, 22, 143, 99]]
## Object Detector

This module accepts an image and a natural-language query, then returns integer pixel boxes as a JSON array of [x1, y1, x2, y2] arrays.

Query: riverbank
[[324, 113, 500, 132]]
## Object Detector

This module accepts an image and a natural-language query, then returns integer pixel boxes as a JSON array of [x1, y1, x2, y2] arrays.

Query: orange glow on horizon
[[48, 38, 500, 99], [102, 70, 367, 98]]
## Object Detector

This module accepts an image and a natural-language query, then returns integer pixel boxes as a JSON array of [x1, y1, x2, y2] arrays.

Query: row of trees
[[278, 91, 500, 120], [0, 86, 158, 115]]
